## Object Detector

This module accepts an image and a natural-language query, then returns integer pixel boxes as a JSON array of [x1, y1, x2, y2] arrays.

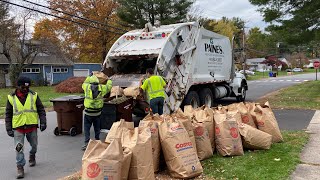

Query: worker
[[82, 73, 112, 151], [5, 76, 47, 179], [140, 68, 167, 115]]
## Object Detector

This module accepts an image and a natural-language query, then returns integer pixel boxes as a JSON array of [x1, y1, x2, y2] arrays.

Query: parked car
[[292, 68, 303, 72], [286, 69, 292, 72], [239, 70, 255, 75]]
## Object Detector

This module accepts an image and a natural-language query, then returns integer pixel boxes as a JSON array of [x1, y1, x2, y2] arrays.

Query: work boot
[[29, 154, 36, 167], [81, 144, 88, 151], [16, 165, 24, 179]]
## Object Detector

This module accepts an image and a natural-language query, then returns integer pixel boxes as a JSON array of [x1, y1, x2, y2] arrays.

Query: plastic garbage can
[[100, 96, 133, 131], [273, 72, 277, 77], [100, 103, 117, 131], [50, 95, 84, 136], [269, 72, 273, 77]]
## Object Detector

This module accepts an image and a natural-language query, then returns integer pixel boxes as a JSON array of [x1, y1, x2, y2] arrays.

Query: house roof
[[246, 58, 266, 63], [0, 54, 74, 66], [309, 59, 320, 62], [279, 58, 291, 66]]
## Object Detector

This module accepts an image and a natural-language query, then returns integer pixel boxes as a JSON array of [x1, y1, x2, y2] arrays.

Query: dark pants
[[150, 97, 164, 115], [84, 114, 101, 144]]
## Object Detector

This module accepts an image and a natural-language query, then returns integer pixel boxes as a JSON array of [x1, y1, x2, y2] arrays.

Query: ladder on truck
[[156, 22, 200, 114]]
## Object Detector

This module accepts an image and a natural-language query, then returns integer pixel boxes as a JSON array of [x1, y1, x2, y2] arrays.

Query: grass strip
[[203, 131, 309, 180]]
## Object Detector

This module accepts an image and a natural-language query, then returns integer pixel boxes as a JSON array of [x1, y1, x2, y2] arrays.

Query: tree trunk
[[9, 64, 22, 87]]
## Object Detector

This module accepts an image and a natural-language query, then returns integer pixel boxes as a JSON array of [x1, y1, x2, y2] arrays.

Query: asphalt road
[[248, 73, 316, 130], [246, 73, 317, 101], [0, 73, 317, 179]]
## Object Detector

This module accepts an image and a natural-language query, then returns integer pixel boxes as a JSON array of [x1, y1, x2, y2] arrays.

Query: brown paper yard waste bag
[[159, 116, 203, 179], [183, 105, 195, 119], [214, 109, 244, 156], [110, 86, 124, 97], [93, 71, 108, 84], [192, 122, 213, 160], [121, 147, 133, 180], [245, 102, 259, 122], [254, 102, 283, 143], [238, 123, 273, 150], [105, 119, 134, 143], [228, 103, 257, 128], [171, 109, 197, 152], [123, 86, 140, 98], [194, 106, 215, 150], [122, 126, 155, 180], [139, 114, 162, 172], [82, 139, 123, 180]]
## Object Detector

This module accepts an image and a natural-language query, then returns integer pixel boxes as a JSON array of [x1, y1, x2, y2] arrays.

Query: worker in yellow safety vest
[[5, 76, 47, 179], [81, 73, 112, 151], [140, 68, 167, 115]]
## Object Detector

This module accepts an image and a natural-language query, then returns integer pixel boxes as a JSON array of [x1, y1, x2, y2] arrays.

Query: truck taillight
[[175, 55, 182, 66]]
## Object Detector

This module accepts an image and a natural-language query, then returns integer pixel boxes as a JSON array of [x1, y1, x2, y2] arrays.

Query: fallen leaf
[[274, 158, 281, 161]]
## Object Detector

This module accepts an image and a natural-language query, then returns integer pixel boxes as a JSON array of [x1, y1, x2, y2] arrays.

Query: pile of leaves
[[55, 77, 85, 93]]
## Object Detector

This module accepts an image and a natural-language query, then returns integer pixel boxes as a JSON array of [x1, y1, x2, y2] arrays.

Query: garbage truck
[[103, 22, 248, 114]]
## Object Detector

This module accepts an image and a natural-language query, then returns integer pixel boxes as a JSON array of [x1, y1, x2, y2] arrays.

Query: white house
[[246, 58, 272, 72], [304, 59, 320, 68]]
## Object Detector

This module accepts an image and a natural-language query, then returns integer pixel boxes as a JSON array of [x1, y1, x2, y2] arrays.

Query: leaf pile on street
[[54, 77, 85, 93]]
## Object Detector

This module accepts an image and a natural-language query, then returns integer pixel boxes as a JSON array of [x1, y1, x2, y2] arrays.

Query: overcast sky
[[11, 0, 268, 32], [194, 0, 268, 30]]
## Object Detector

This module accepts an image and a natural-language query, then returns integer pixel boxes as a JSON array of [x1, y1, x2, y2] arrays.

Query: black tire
[[183, 91, 200, 109], [198, 88, 214, 107], [54, 127, 60, 136], [69, 127, 77, 136], [236, 86, 246, 102]]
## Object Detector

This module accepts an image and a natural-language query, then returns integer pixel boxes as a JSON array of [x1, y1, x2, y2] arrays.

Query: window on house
[[53, 68, 68, 73], [22, 68, 40, 73]]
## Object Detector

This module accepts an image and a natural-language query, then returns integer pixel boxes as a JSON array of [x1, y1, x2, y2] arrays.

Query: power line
[[0, 0, 124, 34], [21, 0, 127, 33]]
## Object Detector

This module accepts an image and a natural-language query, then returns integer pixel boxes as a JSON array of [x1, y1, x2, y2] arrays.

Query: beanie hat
[[17, 76, 31, 87]]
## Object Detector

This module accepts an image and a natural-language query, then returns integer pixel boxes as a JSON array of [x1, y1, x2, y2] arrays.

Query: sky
[[10, 0, 268, 32], [194, 0, 268, 30]]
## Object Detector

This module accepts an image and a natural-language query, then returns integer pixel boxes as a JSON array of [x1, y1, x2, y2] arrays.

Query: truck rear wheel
[[199, 88, 214, 107], [183, 91, 200, 109]]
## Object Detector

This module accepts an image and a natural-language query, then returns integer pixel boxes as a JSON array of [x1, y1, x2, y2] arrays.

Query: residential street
[[0, 73, 317, 179]]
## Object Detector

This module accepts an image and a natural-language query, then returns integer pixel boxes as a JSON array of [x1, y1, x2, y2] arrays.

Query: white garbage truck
[[103, 22, 248, 114]]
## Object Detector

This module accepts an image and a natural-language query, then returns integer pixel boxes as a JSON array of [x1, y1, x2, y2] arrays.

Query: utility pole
[[242, 22, 246, 76]]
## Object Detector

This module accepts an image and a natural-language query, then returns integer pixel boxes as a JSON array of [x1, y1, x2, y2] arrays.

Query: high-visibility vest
[[8, 92, 39, 128], [83, 80, 112, 110], [145, 76, 166, 101]]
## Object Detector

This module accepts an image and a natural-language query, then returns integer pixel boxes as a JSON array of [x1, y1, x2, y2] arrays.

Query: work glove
[[7, 130, 14, 137], [40, 123, 47, 132]]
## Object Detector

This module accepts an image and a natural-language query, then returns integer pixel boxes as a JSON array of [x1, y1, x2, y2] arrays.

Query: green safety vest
[[8, 92, 39, 129], [143, 76, 166, 101], [82, 80, 112, 110]]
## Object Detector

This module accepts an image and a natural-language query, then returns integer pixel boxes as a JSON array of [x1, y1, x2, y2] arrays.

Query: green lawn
[[0, 86, 81, 118], [263, 81, 320, 110], [246, 69, 316, 81], [203, 131, 309, 180]]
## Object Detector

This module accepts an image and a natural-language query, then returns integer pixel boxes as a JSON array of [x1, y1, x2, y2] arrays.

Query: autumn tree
[[246, 27, 268, 58], [33, 0, 126, 63], [117, 0, 194, 28], [0, 3, 43, 86], [249, 0, 320, 45]]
